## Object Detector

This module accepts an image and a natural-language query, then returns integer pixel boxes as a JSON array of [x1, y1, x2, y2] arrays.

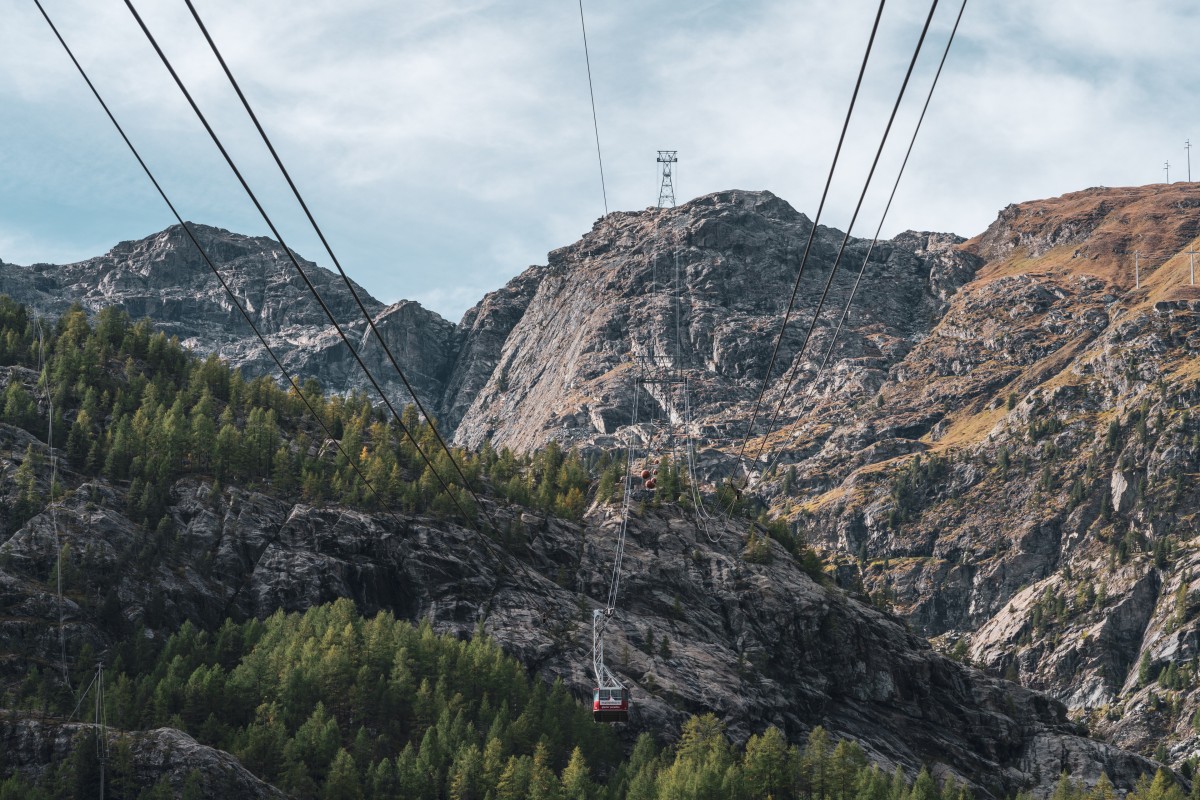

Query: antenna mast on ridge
[[657, 150, 678, 208]]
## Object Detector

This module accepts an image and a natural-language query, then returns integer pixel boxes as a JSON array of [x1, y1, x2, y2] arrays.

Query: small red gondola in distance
[[592, 686, 629, 722]]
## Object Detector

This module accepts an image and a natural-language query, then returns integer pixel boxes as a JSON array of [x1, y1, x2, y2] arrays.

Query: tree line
[[0, 598, 1049, 800], [0, 297, 600, 534]]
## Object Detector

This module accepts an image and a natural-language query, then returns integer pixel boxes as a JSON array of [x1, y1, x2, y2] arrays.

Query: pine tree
[[395, 744, 431, 800], [322, 749, 364, 800], [530, 743, 561, 800], [801, 726, 832, 800], [494, 755, 532, 800], [854, 765, 893, 800], [368, 757, 398, 798], [482, 735, 507, 791], [1138, 653, 1157, 687], [449, 742, 485, 800], [181, 769, 206, 800], [12, 444, 40, 523], [2, 379, 38, 432], [742, 726, 793, 800], [830, 739, 868, 800], [743, 528, 773, 564], [559, 486, 587, 520], [561, 746, 597, 800], [1129, 768, 1185, 800], [1092, 772, 1117, 800], [909, 767, 939, 800]]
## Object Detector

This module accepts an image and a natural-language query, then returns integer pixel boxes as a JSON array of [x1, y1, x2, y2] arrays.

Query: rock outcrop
[[5, 183, 1200, 782], [0, 192, 981, 451], [729, 185, 1200, 766], [0, 714, 286, 798]]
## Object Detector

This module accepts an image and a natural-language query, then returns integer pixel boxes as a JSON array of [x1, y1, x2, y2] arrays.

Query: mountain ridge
[[0, 190, 980, 453], [5, 183, 1200, 776], [0, 222, 456, 414]]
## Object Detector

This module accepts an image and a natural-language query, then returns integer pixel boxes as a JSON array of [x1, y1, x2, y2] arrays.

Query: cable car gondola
[[592, 686, 629, 723], [592, 608, 630, 723]]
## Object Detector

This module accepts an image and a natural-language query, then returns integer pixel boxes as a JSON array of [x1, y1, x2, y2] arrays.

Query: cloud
[[3, 1, 1198, 319]]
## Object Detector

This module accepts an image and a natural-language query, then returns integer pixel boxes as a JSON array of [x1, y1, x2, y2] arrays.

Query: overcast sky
[[2, 1, 1196, 321]]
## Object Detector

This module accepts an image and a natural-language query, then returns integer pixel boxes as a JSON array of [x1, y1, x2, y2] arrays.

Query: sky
[[2, 1, 1197, 321]]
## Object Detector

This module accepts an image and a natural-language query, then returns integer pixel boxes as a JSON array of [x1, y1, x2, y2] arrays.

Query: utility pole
[[1187, 140, 1192, 182], [657, 150, 678, 208], [1189, 250, 1196, 286], [1164, 161, 1170, 184], [1135, 250, 1140, 289]]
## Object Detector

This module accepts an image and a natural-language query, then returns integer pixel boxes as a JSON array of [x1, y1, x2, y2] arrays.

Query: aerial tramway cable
[[34, 318, 68, 685], [32, 0, 408, 529], [159, 2, 553, 597], [747, 0, 942, 473], [120, 0, 494, 533], [591, 361, 642, 722], [578, 0, 609, 217], [669, 240, 718, 541], [181, 0, 498, 534], [731, 0, 889, 482], [594, 212, 727, 718], [756, 0, 969, 484]]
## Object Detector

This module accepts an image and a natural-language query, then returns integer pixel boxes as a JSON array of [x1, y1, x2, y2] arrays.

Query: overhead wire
[[181, 0, 500, 535], [119, 0, 488, 530], [66, 662, 99, 723], [757, 0, 968, 483], [174, 1, 556, 601], [745, 0, 943, 475], [32, 0, 407, 530], [39, 1, 548, 618], [730, 0, 888, 478], [121, 1, 557, 598], [34, 317, 69, 686], [670, 239, 718, 541], [578, 0, 609, 216]]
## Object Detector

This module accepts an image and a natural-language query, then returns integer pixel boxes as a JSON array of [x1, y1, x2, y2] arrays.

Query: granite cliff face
[[0, 192, 978, 448], [0, 715, 286, 798], [426, 184, 1200, 767]]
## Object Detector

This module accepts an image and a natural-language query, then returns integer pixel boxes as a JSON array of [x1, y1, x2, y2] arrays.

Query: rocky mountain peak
[[738, 184, 1200, 764], [448, 188, 980, 454], [106, 222, 271, 272], [0, 191, 980, 453]]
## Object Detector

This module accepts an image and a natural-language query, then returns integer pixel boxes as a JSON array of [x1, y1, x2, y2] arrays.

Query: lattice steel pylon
[[657, 150, 677, 208]]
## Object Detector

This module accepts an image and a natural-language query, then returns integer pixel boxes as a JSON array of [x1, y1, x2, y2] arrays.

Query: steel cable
[[122, 0, 485, 530], [33, 0, 407, 529], [181, 0, 497, 533], [731, 0, 889, 476], [746, 0, 942, 474], [578, 0, 609, 216], [757, 0, 969, 485]]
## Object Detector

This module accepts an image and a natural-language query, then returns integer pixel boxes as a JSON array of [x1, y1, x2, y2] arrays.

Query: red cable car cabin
[[592, 687, 629, 723]]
